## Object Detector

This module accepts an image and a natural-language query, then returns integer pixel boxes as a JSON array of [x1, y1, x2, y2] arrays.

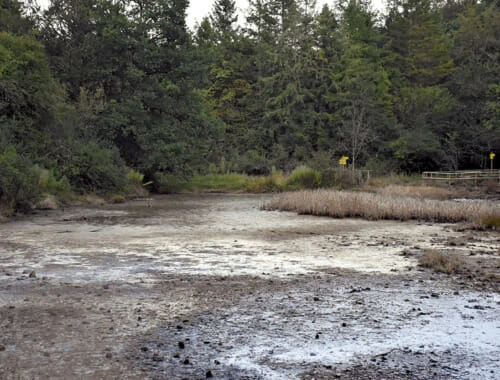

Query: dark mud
[[0, 194, 499, 379]]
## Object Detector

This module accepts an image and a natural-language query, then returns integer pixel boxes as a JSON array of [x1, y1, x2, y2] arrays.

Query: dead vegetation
[[376, 185, 453, 200], [417, 248, 500, 291], [264, 189, 500, 223], [418, 250, 465, 274]]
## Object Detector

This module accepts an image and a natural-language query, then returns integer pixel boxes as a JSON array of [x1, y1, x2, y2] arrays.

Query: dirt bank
[[1, 194, 499, 379]]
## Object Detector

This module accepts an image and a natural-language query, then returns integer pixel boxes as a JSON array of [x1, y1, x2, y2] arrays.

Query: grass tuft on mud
[[418, 250, 464, 274], [263, 189, 499, 223]]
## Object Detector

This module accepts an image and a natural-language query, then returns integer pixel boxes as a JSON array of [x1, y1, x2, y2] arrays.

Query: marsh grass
[[188, 172, 286, 192], [418, 250, 465, 274], [263, 189, 499, 223], [377, 185, 453, 200], [181, 168, 324, 193], [480, 216, 500, 229]]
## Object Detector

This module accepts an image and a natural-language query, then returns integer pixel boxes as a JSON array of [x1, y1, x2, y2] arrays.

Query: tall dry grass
[[263, 189, 500, 223], [376, 185, 453, 200]]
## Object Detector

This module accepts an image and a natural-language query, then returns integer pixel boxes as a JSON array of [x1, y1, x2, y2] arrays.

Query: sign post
[[490, 153, 495, 170], [339, 156, 349, 167]]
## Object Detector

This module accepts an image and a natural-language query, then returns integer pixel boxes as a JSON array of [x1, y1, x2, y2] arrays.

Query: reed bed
[[263, 190, 500, 223], [376, 185, 453, 200]]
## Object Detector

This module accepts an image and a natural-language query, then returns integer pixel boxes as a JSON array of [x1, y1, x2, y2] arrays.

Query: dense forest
[[1, 0, 499, 209]]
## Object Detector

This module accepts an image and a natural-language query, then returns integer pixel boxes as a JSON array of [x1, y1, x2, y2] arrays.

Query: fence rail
[[422, 170, 500, 181]]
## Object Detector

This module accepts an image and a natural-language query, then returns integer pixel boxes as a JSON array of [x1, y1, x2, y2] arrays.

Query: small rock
[[183, 358, 190, 365], [341, 322, 347, 327], [431, 292, 439, 298], [214, 360, 221, 365], [176, 325, 183, 330], [206, 370, 213, 378], [105, 352, 113, 359], [313, 297, 320, 302], [141, 346, 148, 352], [29, 271, 37, 278], [137, 316, 142, 321], [315, 333, 320, 339], [173, 353, 180, 358], [152, 353, 164, 362], [178, 341, 185, 349]]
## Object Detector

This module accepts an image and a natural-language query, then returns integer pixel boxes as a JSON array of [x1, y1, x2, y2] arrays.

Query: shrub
[[63, 141, 127, 193], [36, 167, 71, 195], [111, 195, 125, 203], [126, 169, 144, 184], [124, 169, 149, 197], [154, 172, 189, 193], [0, 146, 39, 213], [285, 167, 322, 190], [235, 150, 270, 175]]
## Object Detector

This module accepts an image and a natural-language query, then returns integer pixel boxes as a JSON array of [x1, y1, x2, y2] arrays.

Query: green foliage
[[0, 145, 39, 212], [285, 167, 322, 190], [62, 141, 127, 193], [0, 0, 499, 209], [481, 216, 500, 230], [36, 167, 71, 195], [126, 169, 144, 185], [185, 172, 286, 193], [154, 172, 189, 194]]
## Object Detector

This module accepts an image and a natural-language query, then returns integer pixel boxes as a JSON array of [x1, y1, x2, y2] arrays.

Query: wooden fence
[[422, 170, 500, 182]]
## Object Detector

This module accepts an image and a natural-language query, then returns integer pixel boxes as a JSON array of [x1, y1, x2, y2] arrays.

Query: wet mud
[[0, 194, 499, 379]]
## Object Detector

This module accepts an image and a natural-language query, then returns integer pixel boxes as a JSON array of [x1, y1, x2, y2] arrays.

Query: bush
[[154, 172, 189, 193], [0, 146, 40, 213], [285, 167, 322, 190], [36, 167, 71, 195], [63, 141, 127, 193], [124, 169, 149, 197], [126, 169, 144, 184], [235, 150, 270, 175]]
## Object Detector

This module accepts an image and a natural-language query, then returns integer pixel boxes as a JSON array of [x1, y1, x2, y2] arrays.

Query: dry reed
[[377, 185, 453, 200], [263, 189, 499, 223], [418, 250, 464, 274]]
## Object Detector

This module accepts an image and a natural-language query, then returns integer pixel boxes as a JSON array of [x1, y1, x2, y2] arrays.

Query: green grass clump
[[111, 195, 125, 203], [481, 216, 500, 229], [37, 167, 71, 195], [284, 166, 322, 190], [188, 172, 285, 193], [154, 173, 189, 193]]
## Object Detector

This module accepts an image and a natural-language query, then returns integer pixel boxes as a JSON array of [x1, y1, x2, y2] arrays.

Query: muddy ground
[[0, 194, 499, 379]]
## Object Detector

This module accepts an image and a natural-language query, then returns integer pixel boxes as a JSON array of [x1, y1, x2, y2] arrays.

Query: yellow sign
[[490, 153, 496, 160], [339, 156, 349, 165]]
